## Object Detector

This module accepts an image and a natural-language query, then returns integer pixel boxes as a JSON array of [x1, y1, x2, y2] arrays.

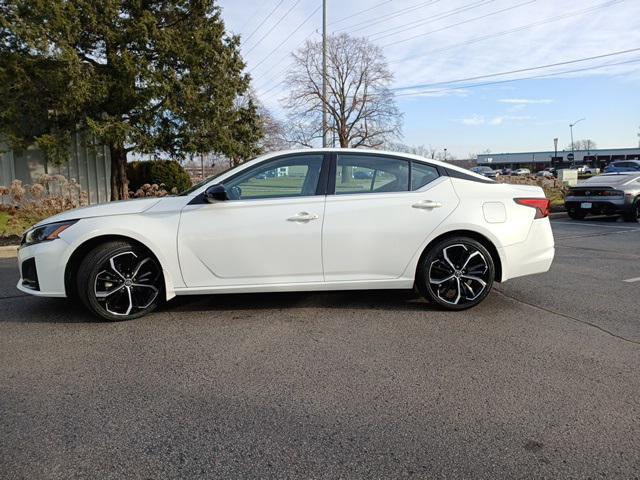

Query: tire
[[568, 209, 587, 220], [623, 198, 640, 223], [416, 237, 495, 311], [76, 241, 164, 321]]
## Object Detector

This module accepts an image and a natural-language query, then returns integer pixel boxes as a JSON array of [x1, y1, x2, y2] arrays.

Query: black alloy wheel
[[417, 237, 494, 310], [77, 241, 163, 321]]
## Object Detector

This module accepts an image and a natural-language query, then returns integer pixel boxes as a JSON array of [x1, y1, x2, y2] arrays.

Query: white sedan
[[17, 149, 555, 321]]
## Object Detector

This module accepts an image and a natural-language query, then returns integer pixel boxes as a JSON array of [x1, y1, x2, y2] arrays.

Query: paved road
[[1, 217, 639, 479]]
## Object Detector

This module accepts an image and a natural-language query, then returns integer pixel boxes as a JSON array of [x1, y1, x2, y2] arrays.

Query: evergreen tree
[[0, 0, 261, 199]]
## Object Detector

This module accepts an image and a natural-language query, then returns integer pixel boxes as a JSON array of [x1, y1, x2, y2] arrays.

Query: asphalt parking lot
[[1, 216, 639, 479]]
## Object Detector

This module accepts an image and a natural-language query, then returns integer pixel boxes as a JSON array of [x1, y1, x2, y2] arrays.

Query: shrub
[[127, 160, 191, 194], [0, 175, 89, 236]]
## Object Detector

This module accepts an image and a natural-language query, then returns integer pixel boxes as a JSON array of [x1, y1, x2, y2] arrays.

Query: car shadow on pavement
[[162, 289, 436, 315], [0, 296, 104, 324]]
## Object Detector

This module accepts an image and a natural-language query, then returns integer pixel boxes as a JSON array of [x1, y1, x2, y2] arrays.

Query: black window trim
[[189, 152, 332, 204], [328, 151, 449, 195]]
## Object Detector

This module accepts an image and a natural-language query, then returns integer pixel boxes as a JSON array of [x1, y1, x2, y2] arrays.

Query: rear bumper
[[565, 199, 628, 214], [499, 218, 555, 281]]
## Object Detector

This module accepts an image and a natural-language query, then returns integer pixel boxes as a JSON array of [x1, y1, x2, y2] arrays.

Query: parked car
[[470, 166, 500, 179], [536, 170, 554, 178], [353, 170, 374, 180], [513, 168, 531, 176], [17, 149, 555, 320], [581, 166, 600, 175], [500, 168, 513, 175], [564, 172, 640, 221], [604, 160, 640, 173]]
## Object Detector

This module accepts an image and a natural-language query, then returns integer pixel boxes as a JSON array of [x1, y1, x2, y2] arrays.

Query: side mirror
[[204, 184, 229, 203]]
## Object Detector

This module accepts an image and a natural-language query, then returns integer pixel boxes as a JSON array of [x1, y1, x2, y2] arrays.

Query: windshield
[[179, 164, 235, 196]]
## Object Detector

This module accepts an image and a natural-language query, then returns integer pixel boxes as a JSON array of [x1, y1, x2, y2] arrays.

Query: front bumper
[[16, 240, 69, 297]]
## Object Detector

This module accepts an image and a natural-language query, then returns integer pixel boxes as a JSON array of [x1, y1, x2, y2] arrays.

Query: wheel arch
[[415, 229, 503, 283], [64, 234, 175, 299]]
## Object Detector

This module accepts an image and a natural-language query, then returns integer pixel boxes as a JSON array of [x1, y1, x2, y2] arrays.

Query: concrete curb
[[0, 245, 18, 259]]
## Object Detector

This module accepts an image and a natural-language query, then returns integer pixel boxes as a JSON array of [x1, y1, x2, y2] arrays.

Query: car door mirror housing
[[204, 184, 229, 203]]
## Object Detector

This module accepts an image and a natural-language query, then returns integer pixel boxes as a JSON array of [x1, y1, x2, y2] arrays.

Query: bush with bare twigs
[[0, 175, 89, 236]]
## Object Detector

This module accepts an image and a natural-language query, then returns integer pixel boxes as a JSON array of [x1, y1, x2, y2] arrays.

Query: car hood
[[34, 197, 163, 227]]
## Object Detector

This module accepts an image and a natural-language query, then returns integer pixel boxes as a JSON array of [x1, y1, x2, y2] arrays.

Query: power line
[[329, 0, 394, 25], [382, 0, 536, 48], [243, 0, 285, 45], [250, 5, 321, 72], [386, 0, 626, 64], [251, 30, 319, 91], [244, 0, 303, 56], [392, 47, 640, 91], [369, 0, 495, 41], [335, 0, 442, 33], [394, 57, 640, 97]]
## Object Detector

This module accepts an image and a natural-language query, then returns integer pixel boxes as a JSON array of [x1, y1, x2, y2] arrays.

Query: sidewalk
[[0, 245, 18, 259]]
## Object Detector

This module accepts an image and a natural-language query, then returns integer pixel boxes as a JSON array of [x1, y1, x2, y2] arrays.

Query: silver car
[[564, 172, 640, 221]]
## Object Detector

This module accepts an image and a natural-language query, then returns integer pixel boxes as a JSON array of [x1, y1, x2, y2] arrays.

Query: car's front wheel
[[76, 241, 164, 321], [416, 237, 494, 310]]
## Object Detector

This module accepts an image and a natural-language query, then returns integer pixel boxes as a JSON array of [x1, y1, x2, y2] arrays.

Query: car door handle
[[287, 212, 319, 222], [412, 200, 442, 209]]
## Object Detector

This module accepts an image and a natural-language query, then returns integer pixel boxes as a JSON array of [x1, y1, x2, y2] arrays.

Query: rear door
[[321, 153, 459, 282]]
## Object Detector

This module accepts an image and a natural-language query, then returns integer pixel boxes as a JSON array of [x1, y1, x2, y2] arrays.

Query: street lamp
[[569, 118, 585, 167], [443, 148, 447, 161]]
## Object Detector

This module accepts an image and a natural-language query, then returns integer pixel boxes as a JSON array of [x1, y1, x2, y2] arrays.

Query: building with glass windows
[[477, 147, 640, 171]]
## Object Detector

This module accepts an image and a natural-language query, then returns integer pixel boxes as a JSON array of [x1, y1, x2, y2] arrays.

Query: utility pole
[[569, 117, 585, 167], [322, 0, 328, 148]]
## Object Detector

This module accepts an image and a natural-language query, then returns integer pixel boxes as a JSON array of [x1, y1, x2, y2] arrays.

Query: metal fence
[[0, 132, 111, 205]]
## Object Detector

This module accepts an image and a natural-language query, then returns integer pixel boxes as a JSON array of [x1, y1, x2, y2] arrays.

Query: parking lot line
[[623, 277, 640, 283], [552, 221, 640, 230]]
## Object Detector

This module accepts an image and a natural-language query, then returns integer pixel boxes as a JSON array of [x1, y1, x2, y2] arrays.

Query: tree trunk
[[109, 145, 129, 201]]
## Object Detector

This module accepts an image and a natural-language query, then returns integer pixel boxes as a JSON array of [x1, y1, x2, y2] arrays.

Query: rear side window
[[411, 162, 439, 190], [335, 155, 409, 194]]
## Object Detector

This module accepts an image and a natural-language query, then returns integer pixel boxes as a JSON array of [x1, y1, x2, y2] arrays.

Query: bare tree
[[566, 139, 597, 151], [284, 33, 402, 148], [388, 143, 438, 159]]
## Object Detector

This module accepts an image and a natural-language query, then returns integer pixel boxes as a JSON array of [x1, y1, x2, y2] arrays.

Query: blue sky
[[218, 0, 640, 157]]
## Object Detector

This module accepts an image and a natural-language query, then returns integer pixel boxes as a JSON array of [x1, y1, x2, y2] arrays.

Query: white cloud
[[460, 115, 485, 125], [457, 114, 532, 126], [499, 98, 554, 104]]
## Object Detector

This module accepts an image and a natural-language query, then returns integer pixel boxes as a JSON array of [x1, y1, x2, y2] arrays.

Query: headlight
[[21, 220, 78, 247]]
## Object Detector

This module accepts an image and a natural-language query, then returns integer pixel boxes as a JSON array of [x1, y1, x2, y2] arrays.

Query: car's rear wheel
[[76, 241, 164, 321], [568, 209, 588, 220], [416, 237, 494, 310], [623, 197, 640, 223]]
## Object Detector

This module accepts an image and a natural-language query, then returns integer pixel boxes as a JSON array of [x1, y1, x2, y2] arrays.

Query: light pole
[[322, 0, 328, 148], [569, 118, 585, 167]]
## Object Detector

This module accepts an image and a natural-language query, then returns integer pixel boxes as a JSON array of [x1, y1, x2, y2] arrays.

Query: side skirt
[[172, 278, 414, 296]]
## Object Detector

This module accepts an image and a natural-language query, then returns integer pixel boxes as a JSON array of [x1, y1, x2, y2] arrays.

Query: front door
[[178, 153, 328, 288]]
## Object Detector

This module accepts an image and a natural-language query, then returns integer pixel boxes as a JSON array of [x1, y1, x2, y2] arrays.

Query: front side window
[[335, 155, 409, 195], [224, 154, 324, 200]]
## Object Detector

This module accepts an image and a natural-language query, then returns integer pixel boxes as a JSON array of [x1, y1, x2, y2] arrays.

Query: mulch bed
[[0, 235, 21, 246]]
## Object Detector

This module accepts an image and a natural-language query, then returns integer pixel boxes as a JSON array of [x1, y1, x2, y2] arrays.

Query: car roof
[[580, 172, 640, 185]]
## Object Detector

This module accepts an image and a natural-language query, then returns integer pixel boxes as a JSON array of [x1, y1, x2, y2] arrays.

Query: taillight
[[514, 198, 551, 219]]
